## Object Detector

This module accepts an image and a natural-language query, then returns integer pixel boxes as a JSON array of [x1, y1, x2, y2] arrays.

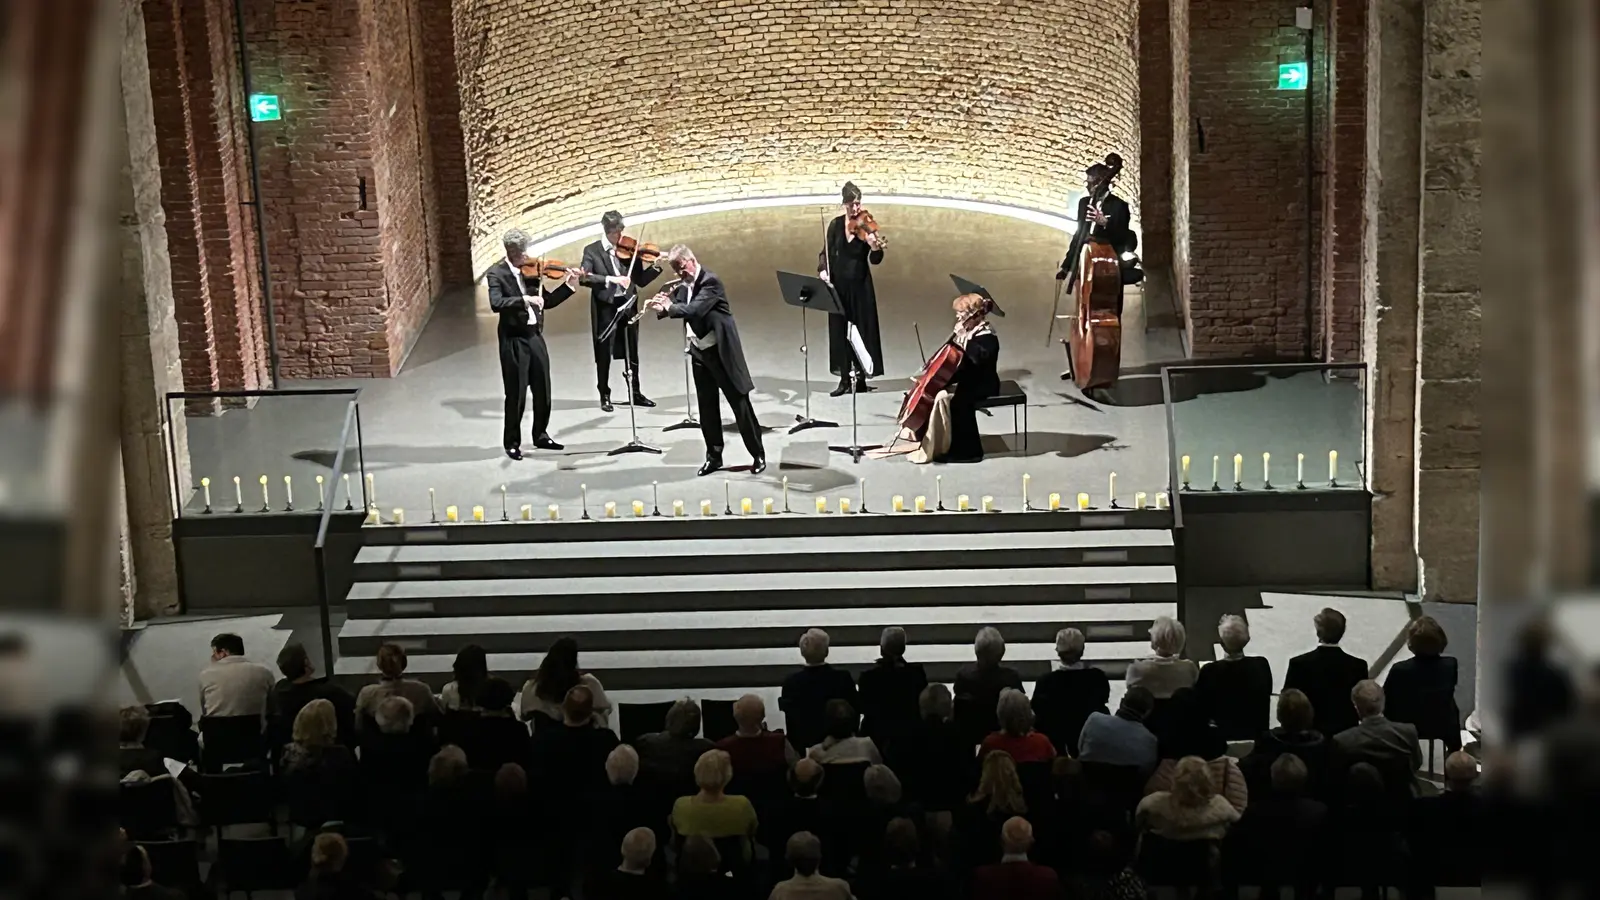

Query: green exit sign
[[1277, 62, 1308, 91], [249, 94, 282, 122]]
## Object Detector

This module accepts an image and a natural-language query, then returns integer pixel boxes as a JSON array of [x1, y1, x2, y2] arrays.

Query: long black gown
[[820, 216, 885, 378]]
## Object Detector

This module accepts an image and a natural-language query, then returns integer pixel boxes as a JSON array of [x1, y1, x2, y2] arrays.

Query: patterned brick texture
[[452, 0, 1142, 275]]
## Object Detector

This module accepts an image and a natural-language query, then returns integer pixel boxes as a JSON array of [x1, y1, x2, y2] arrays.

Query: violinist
[[902, 294, 1000, 465], [818, 182, 886, 396], [579, 210, 665, 412], [487, 228, 581, 460], [1056, 158, 1134, 313]]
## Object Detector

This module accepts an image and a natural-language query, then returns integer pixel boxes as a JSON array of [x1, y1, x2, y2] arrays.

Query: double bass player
[[1057, 156, 1135, 315]]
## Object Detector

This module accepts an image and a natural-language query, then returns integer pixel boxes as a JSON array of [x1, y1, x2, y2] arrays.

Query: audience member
[[854, 764, 913, 873], [1126, 616, 1200, 702], [1195, 614, 1273, 739], [972, 817, 1060, 900], [281, 699, 360, 826], [439, 644, 489, 712], [296, 832, 364, 900], [769, 832, 854, 900], [670, 750, 759, 861], [118, 704, 167, 778], [593, 744, 652, 862], [980, 688, 1056, 764], [1134, 755, 1240, 842], [119, 844, 186, 900], [858, 817, 948, 900], [398, 744, 485, 894], [198, 632, 277, 719], [676, 835, 738, 900], [1239, 688, 1327, 798], [354, 643, 440, 727], [1283, 608, 1369, 737], [1077, 686, 1159, 776], [808, 699, 882, 764], [953, 627, 1025, 744], [769, 759, 827, 860], [1068, 830, 1147, 900], [1409, 750, 1481, 894], [1224, 753, 1327, 896], [529, 685, 622, 796], [360, 696, 433, 801], [460, 677, 531, 774], [1030, 627, 1110, 756], [855, 626, 928, 746], [1504, 614, 1575, 740], [715, 693, 797, 778], [1330, 761, 1408, 892], [1153, 687, 1225, 761], [486, 763, 537, 897], [781, 629, 860, 753], [270, 642, 356, 748], [887, 684, 970, 811], [959, 750, 1028, 867], [1382, 615, 1462, 751], [1331, 680, 1422, 799], [593, 827, 668, 900], [520, 636, 611, 728], [636, 697, 715, 788]]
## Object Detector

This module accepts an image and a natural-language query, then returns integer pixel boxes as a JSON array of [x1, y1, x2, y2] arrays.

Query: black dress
[[944, 331, 1000, 462], [821, 216, 885, 378]]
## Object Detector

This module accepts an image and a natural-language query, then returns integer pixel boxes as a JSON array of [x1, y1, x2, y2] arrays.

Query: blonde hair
[[953, 293, 989, 318], [1150, 615, 1187, 657], [292, 699, 338, 748], [311, 832, 348, 872], [1170, 756, 1215, 808], [969, 750, 1027, 816], [693, 749, 733, 792]]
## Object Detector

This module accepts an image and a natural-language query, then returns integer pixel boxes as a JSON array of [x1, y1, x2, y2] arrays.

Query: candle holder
[[283, 475, 294, 512], [580, 484, 591, 521], [200, 477, 213, 515], [316, 475, 326, 512], [724, 480, 733, 516], [1262, 453, 1273, 491], [233, 476, 244, 514], [343, 474, 354, 511], [258, 475, 271, 513], [428, 487, 437, 523], [500, 485, 510, 521], [782, 476, 790, 513], [935, 475, 946, 512]]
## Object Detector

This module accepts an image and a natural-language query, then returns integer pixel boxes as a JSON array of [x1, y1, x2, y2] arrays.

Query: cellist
[[880, 294, 1000, 464]]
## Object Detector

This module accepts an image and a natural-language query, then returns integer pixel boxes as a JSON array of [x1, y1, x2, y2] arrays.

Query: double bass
[[896, 296, 996, 437], [1058, 154, 1125, 391]]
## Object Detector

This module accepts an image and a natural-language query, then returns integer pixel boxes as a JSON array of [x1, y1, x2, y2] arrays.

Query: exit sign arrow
[[249, 94, 282, 122], [1277, 62, 1308, 91]]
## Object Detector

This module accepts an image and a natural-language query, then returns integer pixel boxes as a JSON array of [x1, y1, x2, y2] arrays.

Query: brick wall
[[1323, 0, 1366, 362], [1169, 0, 1191, 350], [454, 0, 1142, 275], [419, 0, 471, 286], [1139, 0, 1173, 270]]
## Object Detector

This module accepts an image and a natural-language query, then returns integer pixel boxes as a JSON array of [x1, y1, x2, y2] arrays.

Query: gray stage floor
[[174, 204, 1363, 517]]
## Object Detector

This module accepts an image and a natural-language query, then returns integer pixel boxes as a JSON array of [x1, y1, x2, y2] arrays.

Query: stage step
[[353, 529, 1175, 580]]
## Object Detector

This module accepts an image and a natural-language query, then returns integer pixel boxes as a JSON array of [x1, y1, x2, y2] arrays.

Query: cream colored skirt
[[871, 390, 952, 464]]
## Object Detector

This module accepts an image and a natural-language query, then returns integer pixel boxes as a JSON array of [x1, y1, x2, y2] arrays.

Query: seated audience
[[1239, 688, 1327, 798], [855, 764, 913, 872], [670, 750, 759, 862], [593, 827, 668, 900], [770, 832, 855, 900], [460, 677, 531, 773], [959, 750, 1028, 868], [529, 685, 621, 795], [360, 697, 434, 802], [199, 632, 277, 719], [808, 699, 882, 764], [270, 642, 356, 748], [1504, 615, 1575, 740], [780, 628, 859, 753], [980, 687, 1056, 764], [1030, 627, 1110, 755], [296, 832, 363, 900], [439, 644, 489, 712], [1077, 686, 1159, 777], [354, 643, 440, 727], [593, 744, 653, 862], [953, 627, 1025, 745], [675, 835, 738, 900], [1135, 755, 1240, 842], [856, 626, 928, 745], [858, 817, 949, 900], [1194, 614, 1273, 740], [520, 635, 611, 728], [1125, 615, 1199, 700], [486, 763, 537, 896], [1067, 830, 1147, 900], [887, 684, 971, 811], [715, 693, 797, 779], [1409, 750, 1482, 892], [1143, 688, 1245, 812], [1283, 607, 1369, 737], [118, 704, 168, 779], [281, 698, 360, 826], [1224, 754, 1327, 895], [1382, 615, 1462, 751], [636, 697, 715, 788], [1330, 761, 1408, 891], [398, 745, 486, 893], [972, 817, 1060, 900], [770, 758, 826, 852], [1331, 680, 1422, 799], [120, 844, 186, 900]]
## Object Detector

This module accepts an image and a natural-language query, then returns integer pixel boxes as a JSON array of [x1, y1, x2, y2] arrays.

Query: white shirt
[[681, 268, 718, 350], [506, 256, 540, 311]]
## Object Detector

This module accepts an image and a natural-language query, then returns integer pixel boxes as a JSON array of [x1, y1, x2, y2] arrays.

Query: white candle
[[548, 504, 560, 521], [741, 497, 752, 515], [1077, 492, 1090, 510], [446, 505, 458, 522], [365, 473, 375, 509], [604, 501, 616, 518], [342, 473, 351, 508], [1108, 472, 1117, 506], [259, 475, 269, 509], [724, 480, 731, 513], [1212, 456, 1219, 487], [1329, 450, 1338, 482], [782, 476, 789, 512], [858, 478, 865, 510], [763, 497, 774, 515], [1263, 452, 1271, 484], [392, 508, 404, 525], [1181, 455, 1191, 486], [700, 499, 713, 516], [936, 475, 943, 508], [982, 495, 994, 513], [1023, 473, 1030, 508], [1134, 491, 1148, 509], [1297, 452, 1305, 484], [840, 498, 851, 514], [428, 487, 436, 521], [915, 496, 927, 513], [633, 500, 645, 517], [1049, 492, 1061, 511], [1156, 491, 1170, 509], [673, 500, 685, 517], [500, 485, 508, 520], [521, 504, 533, 521], [958, 494, 970, 511], [316, 475, 325, 511], [284, 475, 294, 508], [234, 476, 243, 510], [892, 495, 905, 512], [1233, 454, 1243, 485], [581, 483, 588, 512], [472, 505, 485, 522], [816, 497, 828, 514], [201, 477, 211, 509], [365, 507, 379, 525]]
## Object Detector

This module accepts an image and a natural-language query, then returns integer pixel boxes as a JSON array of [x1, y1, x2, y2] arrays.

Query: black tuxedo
[[1283, 644, 1370, 737], [656, 267, 763, 461], [1062, 192, 1134, 314], [487, 259, 574, 449], [579, 240, 662, 398]]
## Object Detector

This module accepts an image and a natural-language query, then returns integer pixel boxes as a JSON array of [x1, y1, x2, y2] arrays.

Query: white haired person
[[856, 626, 928, 745], [642, 244, 766, 475], [770, 832, 854, 900], [1126, 616, 1200, 702], [1030, 626, 1111, 755], [486, 227, 580, 460], [953, 626, 1025, 745], [980, 687, 1057, 764], [669, 750, 759, 863], [780, 628, 859, 753], [593, 827, 665, 898], [713, 693, 797, 779], [1195, 614, 1274, 739]]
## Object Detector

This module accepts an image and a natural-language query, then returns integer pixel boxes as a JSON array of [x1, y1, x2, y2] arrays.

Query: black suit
[[856, 658, 928, 745], [579, 240, 662, 398], [657, 267, 763, 461], [779, 664, 858, 753], [1382, 654, 1462, 750], [1030, 665, 1111, 755], [1195, 655, 1274, 740], [1283, 644, 1369, 737], [486, 259, 574, 449], [1062, 192, 1135, 313]]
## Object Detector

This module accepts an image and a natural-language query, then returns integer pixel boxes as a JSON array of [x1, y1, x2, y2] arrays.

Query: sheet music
[[847, 323, 875, 375]]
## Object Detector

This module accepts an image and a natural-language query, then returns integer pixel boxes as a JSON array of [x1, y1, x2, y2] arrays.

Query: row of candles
[[1179, 450, 1346, 491], [196, 473, 366, 514]]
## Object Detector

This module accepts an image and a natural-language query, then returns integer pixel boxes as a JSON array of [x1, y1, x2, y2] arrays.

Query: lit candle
[[915, 496, 927, 513], [1211, 456, 1219, 489], [548, 504, 560, 521], [1233, 454, 1243, 486], [1181, 455, 1191, 488], [1108, 472, 1117, 506], [816, 497, 828, 514], [342, 473, 351, 509], [1023, 473, 1030, 509], [472, 505, 485, 522], [673, 500, 685, 517], [763, 497, 774, 515], [981, 495, 994, 513], [1049, 492, 1061, 511], [284, 475, 294, 510], [201, 477, 212, 511], [500, 485, 509, 520], [365, 473, 375, 509], [1134, 491, 1147, 509], [1329, 450, 1338, 483], [858, 478, 865, 511], [782, 476, 790, 512], [428, 487, 436, 522], [1297, 453, 1305, 486], [521, 504, 533, 521], [446, 505, 458, 522], [1156, 492, 1170, 509], [741, 497, 752, 515], [840, 498, 851, 514], [892, 495, 905, 512], [604, 501, 616, 518], [232, 476, 242, 511], [316, 475, 325, 511], [259, 475, 270, 510], [958, 494, 970, 511], [1077, 492, 1090, 510], [700, 499, 713, 516], [392, 508, 404, 525], [1263, 452, 1272, 487], [936, 475, 943, 509], [580, 483, 589, 515], [633, 500, 645, 517]]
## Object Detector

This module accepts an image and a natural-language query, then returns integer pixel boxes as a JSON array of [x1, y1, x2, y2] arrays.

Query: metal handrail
[[164, 388, 360, 400], [1159, 361, 1367, 375], [1160, 368, 1184, 532], [311, 397, 361, 679]]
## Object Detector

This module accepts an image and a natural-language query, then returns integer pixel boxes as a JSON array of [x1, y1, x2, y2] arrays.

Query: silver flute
[[628, 279, 683, 324]]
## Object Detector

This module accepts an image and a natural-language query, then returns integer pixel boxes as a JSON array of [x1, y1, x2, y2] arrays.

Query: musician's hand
[[865, 233, 883, 251], [1087, 207, 1109, 226], [818, 271, 832, 286], [563, 268, 581, 288], [524, 294, 544, 311], [1054, 268, 1069, 281], [607, 275, 631, 289]]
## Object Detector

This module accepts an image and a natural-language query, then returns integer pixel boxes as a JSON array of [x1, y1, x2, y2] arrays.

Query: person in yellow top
[[669, 749, 759, 862]]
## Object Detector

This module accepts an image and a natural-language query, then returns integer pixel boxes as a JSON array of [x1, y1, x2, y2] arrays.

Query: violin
[[847, 210, 887, 247], [613, 235, 662, 266], [518, 257, 585, 279]]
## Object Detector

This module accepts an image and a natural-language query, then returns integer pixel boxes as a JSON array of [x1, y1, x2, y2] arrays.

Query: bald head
[[1444, 751, 1478, 790], [790, 758, 823, 797], [733, 694, 766, 735], [1000, 817, 1033, 856]]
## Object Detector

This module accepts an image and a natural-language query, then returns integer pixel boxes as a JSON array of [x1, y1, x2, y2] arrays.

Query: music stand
[[948, 274, 1008, 318], [598, 298, 661, 456], [662, 322, 699, 432], [775, 271, 839, 435], [827, 323, 881, 463]]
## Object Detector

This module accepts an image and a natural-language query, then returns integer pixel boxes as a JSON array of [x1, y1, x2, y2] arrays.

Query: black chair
[[1136, 834, 1217, 892], [199, 715, 265, 773], [526, 709, 561, 733], [216, 836, 296, 896], [437, 708, 481, 748], [974, 379, 1028, 450], [1015, 761, 1056, 820], [1079, 761, 1145, 821], [620, 702, 674, 745], [137, 839, 202, 898], [702, 699, 737, 742], [120, 780, 179, 840], [200, 770, 276, 833], [144, 714, 197, 766]]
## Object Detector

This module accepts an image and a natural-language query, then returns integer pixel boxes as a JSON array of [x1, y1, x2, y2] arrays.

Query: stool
[[976, 380, 1028, 450]]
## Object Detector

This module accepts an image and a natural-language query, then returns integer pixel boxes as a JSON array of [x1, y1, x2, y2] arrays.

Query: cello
[[896, 295, 997, 438], [1058, 154, 1125, 391]]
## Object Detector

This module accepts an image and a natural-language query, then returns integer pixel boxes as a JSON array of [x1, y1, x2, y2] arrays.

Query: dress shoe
[[854, 379, 870, 393], [505, 446, 523, 461], [630, 394, 657, 408], [532, 436, 564, 451], [750, 456, 767, 476], [599, 394, 614, 413], [829, 380, 851, 397], [697, 455, 723, 477]]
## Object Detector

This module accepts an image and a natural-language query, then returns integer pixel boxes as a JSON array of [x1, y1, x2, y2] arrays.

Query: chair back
[[818, 762, 871, 812], [137, 839, 202, 896], [1015, 761, 1056, 819], [620, 701, 675, 745], [200, 770, 275, 827], [144, 714, 197, 766], [526, 709, 561, 733], [119, 781, 179, 839], [216, 836, 296, 892], [1078, 761, 1145, 820], [199, 715, 264, 772], [1136, 834, 1217, 888], [702, 699, 737, 742], [437, 708, 481, 748]]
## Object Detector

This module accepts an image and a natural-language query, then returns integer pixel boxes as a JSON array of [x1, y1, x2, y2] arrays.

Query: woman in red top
[[980, 688, 1058, 764]]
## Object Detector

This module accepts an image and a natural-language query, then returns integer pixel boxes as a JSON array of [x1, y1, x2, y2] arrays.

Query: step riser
[[346, 582, 1177, 619], [353, 547, 1175, 581], [336, 620, 1157, 657]]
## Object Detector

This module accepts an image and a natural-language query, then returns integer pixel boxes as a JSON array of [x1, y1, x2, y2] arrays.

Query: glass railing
[[163, 389, 366, 518], [1160, 363, 1368, 510]]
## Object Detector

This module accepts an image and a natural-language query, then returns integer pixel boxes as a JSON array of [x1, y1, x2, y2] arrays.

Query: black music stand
[[598, 298, 660, 456], [775, 271, 839, 435], [827, 323, 881, 463], [948, 274, 1008, 318]]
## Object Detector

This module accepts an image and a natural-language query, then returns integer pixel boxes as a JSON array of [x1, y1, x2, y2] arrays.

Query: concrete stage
[[177, 203, 1363, 518]]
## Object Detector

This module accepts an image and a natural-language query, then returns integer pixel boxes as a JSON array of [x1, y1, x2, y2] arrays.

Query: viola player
[[902, 294, 1000, 464], [1056, 157, 1135, 312], [818, 181, 886, 396], [579, 210, 664, 412], [487, 229, 580, 460]]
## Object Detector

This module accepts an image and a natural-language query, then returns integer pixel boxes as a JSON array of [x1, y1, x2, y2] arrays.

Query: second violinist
[[818, 182, 886, 396], [580, 210, 665, 412]]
